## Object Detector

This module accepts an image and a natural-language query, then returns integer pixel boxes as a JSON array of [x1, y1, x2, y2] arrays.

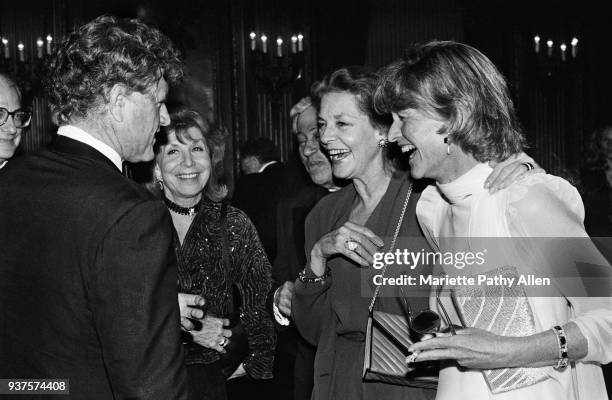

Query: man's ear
[[107, 84, 129, 122], [13, 132, 22, 149]]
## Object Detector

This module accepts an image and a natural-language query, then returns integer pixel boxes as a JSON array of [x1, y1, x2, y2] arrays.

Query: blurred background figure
[[0, 73, 29, 169], [239, 137, 280, 175], [581, 125, 612, 396], [153, 107, 275, 400], [232, 137, 292, 262], [582, 125, 612, 237]]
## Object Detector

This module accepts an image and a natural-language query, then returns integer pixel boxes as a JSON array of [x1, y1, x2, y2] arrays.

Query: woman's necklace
[[163, 196, 201, 217]]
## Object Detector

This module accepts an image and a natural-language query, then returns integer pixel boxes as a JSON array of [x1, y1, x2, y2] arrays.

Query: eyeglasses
[[0, 107, 32, 128]]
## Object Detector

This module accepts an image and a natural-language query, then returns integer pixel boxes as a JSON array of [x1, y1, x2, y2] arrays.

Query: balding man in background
[[0, 74, 30, 169]]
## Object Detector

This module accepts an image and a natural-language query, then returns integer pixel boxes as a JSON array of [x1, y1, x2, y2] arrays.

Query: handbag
[[216, 201, 250, 379], [362, 184, 440, 388], [451, 266, 548, 393]]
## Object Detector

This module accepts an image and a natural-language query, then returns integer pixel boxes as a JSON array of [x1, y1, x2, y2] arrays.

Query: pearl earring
[[377, 137, 389, 148]]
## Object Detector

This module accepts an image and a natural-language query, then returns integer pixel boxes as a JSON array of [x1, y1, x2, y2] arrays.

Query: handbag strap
[[368, 183, 413, 313]]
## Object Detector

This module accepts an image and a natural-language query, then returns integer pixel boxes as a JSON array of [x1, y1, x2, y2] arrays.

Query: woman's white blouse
[[416, 163, 612, 400]]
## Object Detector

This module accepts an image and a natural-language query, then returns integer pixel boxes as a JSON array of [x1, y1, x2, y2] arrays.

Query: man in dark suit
[[232, 138, 292, 262], [0, 16, 189, 399], [269, 97, 342, 400]]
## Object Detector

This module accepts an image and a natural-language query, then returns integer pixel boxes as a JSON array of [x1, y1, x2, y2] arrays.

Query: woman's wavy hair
[[310, 66, 406, 169], [311, 66, 392, 133], [155, 107, 228, 202], [44, 15, 183, 125], [584, 125, 612, 171], [373, 40, 525, 162]]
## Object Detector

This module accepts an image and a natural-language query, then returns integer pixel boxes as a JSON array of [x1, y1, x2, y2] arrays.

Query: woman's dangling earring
[[377, 137, 389, 149], [444, 137, 451, 155], [157, 179, 164, 191]]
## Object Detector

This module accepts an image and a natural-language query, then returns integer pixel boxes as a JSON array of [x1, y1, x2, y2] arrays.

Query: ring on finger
[[406, 352, 419, 364], [219, 337, 228, 347], [522, 162, 534, 171], [345, 239, 359, 252]]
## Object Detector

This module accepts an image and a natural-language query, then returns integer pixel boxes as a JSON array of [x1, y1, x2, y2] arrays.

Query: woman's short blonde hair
[[374, 40, 525, 162]]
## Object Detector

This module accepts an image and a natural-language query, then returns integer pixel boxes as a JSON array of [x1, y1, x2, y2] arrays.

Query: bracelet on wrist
[[298, 267, 330, 284], [551, 325, 569, 370]]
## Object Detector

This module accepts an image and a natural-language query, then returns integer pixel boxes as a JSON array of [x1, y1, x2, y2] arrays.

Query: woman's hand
[[310, 221, 384, 276], [190, 315, 233, 354], [407, 327, 521, 369], [178, 293, 206, 331], [486, 152, 545, 193]]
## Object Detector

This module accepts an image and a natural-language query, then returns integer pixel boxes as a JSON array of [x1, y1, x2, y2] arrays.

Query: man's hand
[[178, 293, 206, 331], [274, 281, 294, 317]]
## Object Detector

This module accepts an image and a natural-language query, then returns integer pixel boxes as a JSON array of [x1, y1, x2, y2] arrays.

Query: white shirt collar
[[258, 160, 279, 173], [57, 125, 123, 171], [0, 160, 6, 169]]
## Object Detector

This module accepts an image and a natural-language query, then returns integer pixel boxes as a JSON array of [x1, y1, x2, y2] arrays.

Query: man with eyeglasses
[[0, 74, 30, 169]]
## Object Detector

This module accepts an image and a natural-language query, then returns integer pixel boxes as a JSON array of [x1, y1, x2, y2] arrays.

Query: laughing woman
[[292, 67, 540, 400], [374, 41, 612, 400], [153, 108, 275, 400]]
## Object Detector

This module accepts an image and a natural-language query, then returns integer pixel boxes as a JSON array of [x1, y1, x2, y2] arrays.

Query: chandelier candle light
[[17, 42, 25, 62], [46, 35, 53, 55], [533, 34, 580, 62], [571, 37, 578, 58], [534, 35, 540, 53], [560, 43, 567, 61], [291, 35, 297, 53], [276, 37, 283, 57], [2, 38, 8, 59], [36, 38, 44, 59], [546, 39, 553, 57]]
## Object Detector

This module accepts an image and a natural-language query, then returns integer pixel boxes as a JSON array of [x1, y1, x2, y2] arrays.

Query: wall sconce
[[0, 33, 56, 80], [247, 30, 305, 94]]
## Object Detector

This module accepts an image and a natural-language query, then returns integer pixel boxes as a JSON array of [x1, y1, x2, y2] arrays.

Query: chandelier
[[247, 31, 305, 94], [0, 34, 55, 82]]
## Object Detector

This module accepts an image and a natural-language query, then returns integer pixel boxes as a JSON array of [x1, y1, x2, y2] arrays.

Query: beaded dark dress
[[176, 198, 275, 386]]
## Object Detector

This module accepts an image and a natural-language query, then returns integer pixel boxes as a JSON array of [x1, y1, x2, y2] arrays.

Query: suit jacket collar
[[57, 125, 123, 171], [258, 160, 279, 173], [51, 136, 123, 174]]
